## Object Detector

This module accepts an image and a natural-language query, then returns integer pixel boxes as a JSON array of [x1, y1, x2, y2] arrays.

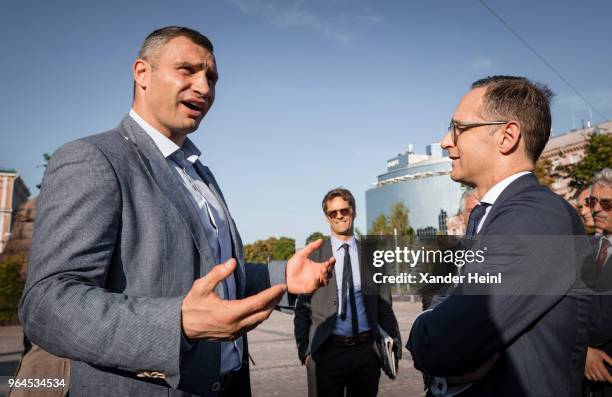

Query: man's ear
[[499, 121, 521, 155], [133, 59, 150, 93]]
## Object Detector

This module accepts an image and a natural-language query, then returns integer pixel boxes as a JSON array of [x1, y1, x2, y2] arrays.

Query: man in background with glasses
[[407, 76, 589, 396], [577, 184, 600, 235], [583, 168, 612, 396], [294, 188, 401, 397]]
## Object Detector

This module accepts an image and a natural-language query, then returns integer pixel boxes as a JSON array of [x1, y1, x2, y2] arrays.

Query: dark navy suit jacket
[[408, 173, 591, 397]]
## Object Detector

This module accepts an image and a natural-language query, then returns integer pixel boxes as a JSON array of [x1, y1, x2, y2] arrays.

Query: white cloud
[[225, 0, 382, 45]]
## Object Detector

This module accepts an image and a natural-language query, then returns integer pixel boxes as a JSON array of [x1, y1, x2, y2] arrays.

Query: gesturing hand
[[286, 239, 335, 294], [181, 258, 286, 341], [585, 347, 612, 383]]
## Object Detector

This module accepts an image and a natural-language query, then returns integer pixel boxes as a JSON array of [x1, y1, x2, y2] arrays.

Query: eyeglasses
[[326, 207, 352, 218], [448, 120, 507, 145], [586, 196, 612, 211]]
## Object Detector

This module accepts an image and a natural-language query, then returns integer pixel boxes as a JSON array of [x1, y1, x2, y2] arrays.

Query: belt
[[330, 331, 372, 346]]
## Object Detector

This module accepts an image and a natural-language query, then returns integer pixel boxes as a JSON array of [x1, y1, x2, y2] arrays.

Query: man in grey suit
[[294, 188, 401, 396], [19, 26, 334, 397]]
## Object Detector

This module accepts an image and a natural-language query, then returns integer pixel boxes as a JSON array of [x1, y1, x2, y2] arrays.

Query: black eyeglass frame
[[326, 208, 353, 219], [448, 120, 508, 145]]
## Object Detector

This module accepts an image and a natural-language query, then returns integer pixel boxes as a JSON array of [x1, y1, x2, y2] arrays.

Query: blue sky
[[1, 0, 611, 246]]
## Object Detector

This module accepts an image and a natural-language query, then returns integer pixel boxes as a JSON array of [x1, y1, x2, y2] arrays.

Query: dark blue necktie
[[466, 203, 490, 237], [340, 244, 359, 337]]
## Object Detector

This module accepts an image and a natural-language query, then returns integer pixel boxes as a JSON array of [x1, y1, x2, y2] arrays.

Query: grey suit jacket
[[19, 115, 289, 396], [293, 239, 401, 364]]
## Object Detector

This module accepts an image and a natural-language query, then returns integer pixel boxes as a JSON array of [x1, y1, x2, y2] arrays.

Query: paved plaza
[[249, 300, 425, 397], [0, 301, 425, 396]]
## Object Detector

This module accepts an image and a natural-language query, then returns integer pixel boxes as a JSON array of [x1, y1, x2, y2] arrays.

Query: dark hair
[[322, 188, 356, 214], [133, 26, 214, 98], [471, 75, 554, 162]]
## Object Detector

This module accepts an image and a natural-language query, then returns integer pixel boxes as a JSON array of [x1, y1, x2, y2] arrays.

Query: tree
[[271, 237, 295, 260], [370, 213, 391, 235], [368, 202, 414, 236], [389, 202, 414, 235], [558, 132, 612, 194], [243, 237, 296, 263], [0, 255, 26, 323], [36, 152, 52, 189], [534, 158, 554, 187], [305, 232, 329, 245]]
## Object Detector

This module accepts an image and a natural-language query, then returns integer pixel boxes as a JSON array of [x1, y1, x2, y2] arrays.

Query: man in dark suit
[[407, 76, 590, 396], [294, 188, 401, 397], [584, 168, 612, 396], [19, 26, 334, 397]]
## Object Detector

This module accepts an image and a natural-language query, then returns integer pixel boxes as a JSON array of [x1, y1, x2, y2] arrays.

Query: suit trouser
[[307, 339, 381, 397], [585, 380, 612, 397]]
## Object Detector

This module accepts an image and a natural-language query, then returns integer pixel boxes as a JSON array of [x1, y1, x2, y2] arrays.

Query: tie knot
[[601, 237, 611, 249], [341, 243, 350, 252], [475, 202, 490, 211]]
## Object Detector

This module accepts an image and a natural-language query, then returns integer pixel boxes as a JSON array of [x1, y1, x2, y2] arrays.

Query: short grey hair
[[459, 188, 478, 214], [137, 26, 214, 65], [592, 168, 612, 189]]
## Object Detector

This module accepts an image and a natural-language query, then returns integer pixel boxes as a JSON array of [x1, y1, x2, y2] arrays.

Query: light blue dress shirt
[[129, 110, 242, 374], [330, 236, 371, 336]]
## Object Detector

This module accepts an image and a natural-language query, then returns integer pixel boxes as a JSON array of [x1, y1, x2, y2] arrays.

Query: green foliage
[[0, 255, 25, 323], [271, 237, 295, 260], [370, 213, 392, 235], [534, 158, 554, 187], [244, 237, 296, 263], [369, 202, 414, 236], [558, 132, 612, 193], [36, 152, 52, 189], [305, 232, 330, 245]]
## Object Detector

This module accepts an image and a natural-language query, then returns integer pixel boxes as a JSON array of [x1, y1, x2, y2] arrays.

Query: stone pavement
[[0, 325, 24, 396], [249, 301, 425, 397], [0, 301, 426, 397]]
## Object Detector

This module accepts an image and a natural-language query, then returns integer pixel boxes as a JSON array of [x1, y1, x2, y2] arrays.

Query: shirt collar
[[479, 171, 531, 206], [129, 109, 201, 164], [331, 235, 357, 252]]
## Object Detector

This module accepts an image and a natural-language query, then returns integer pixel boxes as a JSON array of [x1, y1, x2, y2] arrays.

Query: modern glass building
[[365, 144, 464, 234]]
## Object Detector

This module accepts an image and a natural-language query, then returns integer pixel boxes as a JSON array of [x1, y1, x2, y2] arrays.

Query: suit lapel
[[316, 240, 338, 314], [478, 173, 537, 234], [117, 116, 217, 278]]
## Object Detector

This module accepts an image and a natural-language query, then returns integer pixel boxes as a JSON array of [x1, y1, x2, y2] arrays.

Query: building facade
[[365, 144, 464, 234], [539, 120, 612, 200], [0, 170, 30, 253]]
